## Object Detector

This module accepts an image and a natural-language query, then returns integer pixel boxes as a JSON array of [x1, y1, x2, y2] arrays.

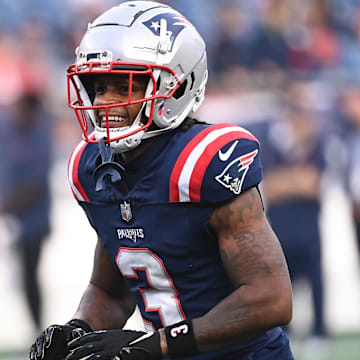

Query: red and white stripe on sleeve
[[169, 124, 259, 202]]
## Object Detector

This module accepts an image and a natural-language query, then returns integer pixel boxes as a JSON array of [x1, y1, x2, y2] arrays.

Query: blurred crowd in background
[[1, 0, 360, 358]]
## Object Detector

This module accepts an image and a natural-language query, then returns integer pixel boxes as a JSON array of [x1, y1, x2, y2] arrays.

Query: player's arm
[[73, 236, 137, 330], [192, 186, 292, 352]]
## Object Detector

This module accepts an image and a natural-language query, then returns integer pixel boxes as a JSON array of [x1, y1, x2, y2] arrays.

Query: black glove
[[66, 329, 162, 360], [29, 319, 92, 360]]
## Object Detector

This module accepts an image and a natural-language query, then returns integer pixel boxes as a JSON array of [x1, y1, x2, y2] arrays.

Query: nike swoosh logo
[[218, 140, 239, 161]]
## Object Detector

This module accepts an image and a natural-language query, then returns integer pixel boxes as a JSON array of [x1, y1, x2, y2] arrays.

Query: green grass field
[[1, 333, 358, 360], [292, 333, 360, 360]]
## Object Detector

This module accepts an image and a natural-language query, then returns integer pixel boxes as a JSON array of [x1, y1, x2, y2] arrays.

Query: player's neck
[[119, 138, 156, 164]]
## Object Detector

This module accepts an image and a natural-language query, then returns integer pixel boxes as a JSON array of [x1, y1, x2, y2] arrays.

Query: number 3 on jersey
[[116, 248, 185, 331]]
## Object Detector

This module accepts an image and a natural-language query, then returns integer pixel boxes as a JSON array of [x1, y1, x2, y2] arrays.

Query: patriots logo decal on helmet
[[143, 13, 191, 50], [215, 150, 258, 195]]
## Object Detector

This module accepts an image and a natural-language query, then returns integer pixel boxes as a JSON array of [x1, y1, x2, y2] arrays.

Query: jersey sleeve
[[169, 123, 262, 204], [67, 132, 101, 204], [68, 139, 91, 203], [68, 138, 102, 232]]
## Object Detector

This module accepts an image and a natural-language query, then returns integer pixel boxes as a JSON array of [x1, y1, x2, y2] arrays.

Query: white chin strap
[[95, 103, 147, 153], [109, 127, 145, 153]]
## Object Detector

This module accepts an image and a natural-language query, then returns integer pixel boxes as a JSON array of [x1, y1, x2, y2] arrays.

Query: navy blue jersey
[[68, 123, 287, 359]]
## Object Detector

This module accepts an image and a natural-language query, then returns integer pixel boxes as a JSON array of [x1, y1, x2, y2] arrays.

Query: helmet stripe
[[169, 124, 259, 202]]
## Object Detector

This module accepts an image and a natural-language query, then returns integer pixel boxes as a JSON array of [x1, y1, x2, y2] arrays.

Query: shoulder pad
[[169, 123, 262, 203]]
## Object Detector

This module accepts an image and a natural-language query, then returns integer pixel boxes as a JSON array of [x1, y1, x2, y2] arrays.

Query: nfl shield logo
[[120, 201, 132, 222]]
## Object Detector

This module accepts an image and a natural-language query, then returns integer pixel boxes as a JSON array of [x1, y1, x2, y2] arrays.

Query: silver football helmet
[[67, 0, 208, 153]]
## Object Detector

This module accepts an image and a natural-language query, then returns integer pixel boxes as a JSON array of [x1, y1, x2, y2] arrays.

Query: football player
[[29, 1, 294, 359]]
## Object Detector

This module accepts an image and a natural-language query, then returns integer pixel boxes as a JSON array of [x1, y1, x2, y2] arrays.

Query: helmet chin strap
[[108, 102, 146, 153]]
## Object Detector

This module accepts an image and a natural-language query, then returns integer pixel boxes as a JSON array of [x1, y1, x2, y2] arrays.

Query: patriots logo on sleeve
[[215, 150, 258, 195], [142, 12, 191, 51]]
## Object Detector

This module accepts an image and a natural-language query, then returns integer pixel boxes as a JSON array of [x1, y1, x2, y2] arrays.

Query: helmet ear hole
[[173, 79, 188, 99], [189, 72, 195, 91]]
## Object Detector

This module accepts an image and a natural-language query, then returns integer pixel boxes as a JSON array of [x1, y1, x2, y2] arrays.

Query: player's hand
[[29, 320, 91, 360], [66, 329, 162, 360]]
